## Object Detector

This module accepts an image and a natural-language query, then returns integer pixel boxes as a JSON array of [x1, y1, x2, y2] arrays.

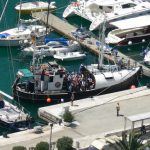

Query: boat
[[53, 51, 86, 61], [0, 20, 47, 47], [63, 0, 104, 22], [63, 0, 150, 31], [15, 1, 56, 14], [22, 40, 80, 57], [0, 90, 32, 132], [12, 17, 142, 103], [89, 0, 150, 31], [106, 15, 150, 46]]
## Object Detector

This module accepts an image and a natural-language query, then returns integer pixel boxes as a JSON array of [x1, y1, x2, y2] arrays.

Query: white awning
[[126, 112, 150, 122], [110, 15, 150, 29]]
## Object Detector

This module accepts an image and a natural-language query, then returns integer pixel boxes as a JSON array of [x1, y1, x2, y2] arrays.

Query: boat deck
[[0, 101, 27, 123], [32, 12, 150, 77]]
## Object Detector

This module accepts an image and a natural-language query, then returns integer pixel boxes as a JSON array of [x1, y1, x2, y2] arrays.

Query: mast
[[99, 14, 106, 69], [0, 0, 9, 23], [45, 0, 51, 36], [18, 0, 22, 30]]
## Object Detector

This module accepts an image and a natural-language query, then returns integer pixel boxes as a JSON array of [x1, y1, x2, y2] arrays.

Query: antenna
[[99, 13, 107, 69]]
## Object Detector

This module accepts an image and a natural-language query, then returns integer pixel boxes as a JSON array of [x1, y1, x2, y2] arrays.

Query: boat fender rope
[[55, 82, 61, 88]]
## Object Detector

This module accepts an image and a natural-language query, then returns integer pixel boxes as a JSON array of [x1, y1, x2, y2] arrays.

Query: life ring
[[55, 82, 61, 88]]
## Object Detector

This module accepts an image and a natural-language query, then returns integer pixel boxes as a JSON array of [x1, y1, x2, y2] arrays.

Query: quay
[[32, 12, 150, 77], [1, 86, 150, 150]]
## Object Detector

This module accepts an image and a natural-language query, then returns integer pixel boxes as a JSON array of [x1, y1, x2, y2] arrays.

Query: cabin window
[[99, 6, 103, 10], [122, 3, 136, 8], [49, 76, 53, 82], [107, 6, 113, 9], [60, 74, 63, 78]]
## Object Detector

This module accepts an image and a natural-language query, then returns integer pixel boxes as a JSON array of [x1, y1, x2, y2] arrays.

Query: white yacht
[[0, 23, 46, 47], [63, 0, 104, 22], [90, 0, 150, 30], [22, 40, 80, 57], [106, 15, 150, 46]]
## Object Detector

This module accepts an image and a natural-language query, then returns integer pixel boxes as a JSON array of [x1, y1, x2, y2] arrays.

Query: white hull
[[0, 90, 30, 131], [63, 0, 98, 22], [23, 41, 80, 56], [0, 25, 46, 47], [89, 1, 150, 31], [15, 1, 56, 14], [87, 64, 140, 89], [53, 52, 86, 61]]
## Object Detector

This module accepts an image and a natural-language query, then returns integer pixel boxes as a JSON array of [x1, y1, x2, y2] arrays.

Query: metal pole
[[46, 0, 51, 36], [49, 123, 53, 150]]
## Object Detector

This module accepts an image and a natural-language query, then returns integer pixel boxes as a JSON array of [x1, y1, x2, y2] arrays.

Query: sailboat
[[15, 1, 56, 14], [0, 0, 47, 47], [12, 16, 142, 103], [0, 90, 32, 132]]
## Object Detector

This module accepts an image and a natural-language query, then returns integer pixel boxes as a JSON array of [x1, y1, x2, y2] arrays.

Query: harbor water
[[0, 0, 149, 134]]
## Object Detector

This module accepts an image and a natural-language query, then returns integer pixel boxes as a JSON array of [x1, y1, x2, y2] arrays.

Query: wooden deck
[[32, 12, 150, 77]]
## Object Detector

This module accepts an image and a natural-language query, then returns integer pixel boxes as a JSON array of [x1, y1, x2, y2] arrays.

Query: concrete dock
[[1, 86, 150, 150], [32, 12, 150, 77]]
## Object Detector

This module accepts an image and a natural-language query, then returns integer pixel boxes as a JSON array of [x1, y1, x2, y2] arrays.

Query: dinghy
[[53, 51, 86, 61]]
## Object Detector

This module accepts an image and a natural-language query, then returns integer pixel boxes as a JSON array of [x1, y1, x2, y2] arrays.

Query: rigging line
[[145, 40, 150, 49], [0, 0, 9, 22], [7, 47, 16, 79], [94, 67, 139, 97]]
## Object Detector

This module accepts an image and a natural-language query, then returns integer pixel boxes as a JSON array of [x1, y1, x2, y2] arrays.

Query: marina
[[0, 0, 150, 149], [32, 12, 150, 77]]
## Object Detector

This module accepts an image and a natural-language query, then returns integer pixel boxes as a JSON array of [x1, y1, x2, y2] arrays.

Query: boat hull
[[13, 69, 141, 103], [0, 119, 31, 132], [0, 39, 22, 47], [16, 8, 48, 14], [117, 34, 150, 46]]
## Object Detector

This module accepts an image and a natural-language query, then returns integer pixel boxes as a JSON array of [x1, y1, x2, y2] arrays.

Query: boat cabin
[[16, 62, 66, 93], [96, 0, 137, 14]]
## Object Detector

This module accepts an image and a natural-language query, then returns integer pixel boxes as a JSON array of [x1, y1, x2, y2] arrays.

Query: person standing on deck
[[41, 69, 45, 92]]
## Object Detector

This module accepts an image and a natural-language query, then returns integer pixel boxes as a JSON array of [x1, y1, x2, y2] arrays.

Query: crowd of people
[[63, 65, 95, 92]]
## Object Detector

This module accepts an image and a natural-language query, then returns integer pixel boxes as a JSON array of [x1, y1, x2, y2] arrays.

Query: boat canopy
[[110, 15, 150, 29], [44, 37, 69, 46], [0, 33, 10, 38], [18, 69, 33, 77]]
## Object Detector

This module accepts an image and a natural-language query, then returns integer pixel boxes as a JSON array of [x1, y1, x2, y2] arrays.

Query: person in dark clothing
[[40, 69, 45, 92], [116, 103, 120, 116], [141, 125, 146, 135]]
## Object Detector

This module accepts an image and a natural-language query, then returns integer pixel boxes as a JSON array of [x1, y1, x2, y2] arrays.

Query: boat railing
[[0, 90, 31, 118]]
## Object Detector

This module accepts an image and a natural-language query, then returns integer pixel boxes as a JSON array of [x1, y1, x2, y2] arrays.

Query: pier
[[32, 12, 150, 76]]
